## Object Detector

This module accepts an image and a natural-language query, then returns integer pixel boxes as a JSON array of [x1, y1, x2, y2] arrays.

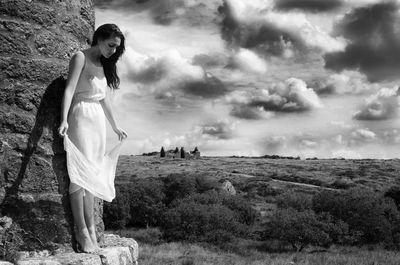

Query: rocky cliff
[[0, 0, 104, 252]]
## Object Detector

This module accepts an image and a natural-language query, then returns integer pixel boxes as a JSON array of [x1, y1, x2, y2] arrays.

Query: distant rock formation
[[156, 146, 201, 159], [191, 146, 201, 159]]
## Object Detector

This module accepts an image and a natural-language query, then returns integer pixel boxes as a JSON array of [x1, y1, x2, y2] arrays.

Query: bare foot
[[88, 225, 101, 251], [75, 227, 96, 253]]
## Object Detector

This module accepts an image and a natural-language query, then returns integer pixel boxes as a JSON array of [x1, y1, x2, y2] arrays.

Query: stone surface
[[13, 234, 138, 265], [0, 0, 103, 255], [220, 180, 236, 195], [0, 261, 14, 265]]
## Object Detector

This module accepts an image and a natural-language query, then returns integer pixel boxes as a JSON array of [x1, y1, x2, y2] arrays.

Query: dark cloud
[[324, 1, 400, 82], [192, 53, 229, 68], [275, 0, 343, 12], [230, 105, 265, 120], [219, 1, 302, 56], [124, 49, 229, 99], [180, 73, 229, 99], [218, 0, 343, 57], [226, 78, 322, 120]]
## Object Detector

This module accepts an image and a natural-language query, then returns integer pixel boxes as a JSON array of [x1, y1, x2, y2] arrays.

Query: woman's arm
[[100, 94, 128, 141], [58, 51, 85, 137]]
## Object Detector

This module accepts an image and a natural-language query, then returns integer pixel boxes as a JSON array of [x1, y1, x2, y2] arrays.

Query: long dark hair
[[91, 23, 125, 90]]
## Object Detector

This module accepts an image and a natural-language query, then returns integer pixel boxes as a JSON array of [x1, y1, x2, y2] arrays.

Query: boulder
[[220, 180, 236, 195]]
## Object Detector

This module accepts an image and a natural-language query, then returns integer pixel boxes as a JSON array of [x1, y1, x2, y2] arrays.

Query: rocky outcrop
[[220, 180, 236, 195], [0, 0, 102, 253], [13, 234, 138, 265]]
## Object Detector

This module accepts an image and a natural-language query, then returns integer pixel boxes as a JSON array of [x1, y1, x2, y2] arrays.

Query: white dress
[[63, 51, 124, 202]]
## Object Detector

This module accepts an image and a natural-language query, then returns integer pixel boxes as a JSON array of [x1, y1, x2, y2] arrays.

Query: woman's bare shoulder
[[71, 50, 85, 60], [69, 51, 85, 67]]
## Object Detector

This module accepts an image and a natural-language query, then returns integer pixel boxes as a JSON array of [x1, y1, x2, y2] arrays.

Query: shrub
[[265, 208, 346, 251], [104, 178, 167, 229], [161, 201, 248, 244], [266, 209, 329, 251], [385, 186, 400, 209], [312, 188, 400, 245], [220, 192, 258, 225], [163, 173, 197, 205], [169, 190, 258, 226], [103, 185, 131, 229], [128, 178, 166, 227], [331, 178, 356, 189], [275, 190, 313, 211]]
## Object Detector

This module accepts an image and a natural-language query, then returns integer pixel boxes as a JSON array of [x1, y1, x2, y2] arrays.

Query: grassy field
[[113, 155, 400, 264], [108, 228, 400, 265], [116, 155, 400, 192]]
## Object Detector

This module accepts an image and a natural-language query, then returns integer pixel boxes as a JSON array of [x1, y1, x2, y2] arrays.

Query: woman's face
[[99, 36, 121, 58]]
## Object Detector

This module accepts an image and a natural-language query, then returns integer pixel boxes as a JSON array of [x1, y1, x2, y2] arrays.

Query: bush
[[220, 192, 258, 225], [161, 190, 256, 245], [103, 185, 131, 229], [265, 208, 347, 251], [385, 186, 400, 209], [331, 178, 356, 189], [128, 178, 166, 227], [161, 201, 248, 244], [163, 173, 198, 205], [312, 188, 400, 246], [275, 190, 313, 211], [169, 190, 258, 226]]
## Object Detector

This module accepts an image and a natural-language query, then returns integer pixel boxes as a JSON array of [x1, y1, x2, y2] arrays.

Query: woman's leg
[[82, 190, 100, 249], [70, 188, 95, 252]]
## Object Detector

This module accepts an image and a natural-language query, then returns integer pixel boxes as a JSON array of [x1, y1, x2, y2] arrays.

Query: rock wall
[[0, 0, 104, 251]]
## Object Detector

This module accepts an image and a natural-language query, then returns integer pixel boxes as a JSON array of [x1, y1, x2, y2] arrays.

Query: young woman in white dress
[[58, 24, 128, 253]]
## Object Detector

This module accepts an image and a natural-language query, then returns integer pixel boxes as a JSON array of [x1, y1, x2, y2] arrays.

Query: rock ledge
[[10, 234, 138, 265]]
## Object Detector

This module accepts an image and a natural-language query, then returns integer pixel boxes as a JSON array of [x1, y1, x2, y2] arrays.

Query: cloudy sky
[[96, 0, 400, 158]]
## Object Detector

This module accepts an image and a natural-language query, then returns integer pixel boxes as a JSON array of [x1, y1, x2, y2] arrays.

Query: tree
[[266, 208, 339, 251], [312, 188, 400, 245], [160, 147, 165, 157]]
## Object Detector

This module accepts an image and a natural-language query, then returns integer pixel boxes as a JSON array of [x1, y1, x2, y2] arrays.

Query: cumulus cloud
[[314, 70, 379, 94], [382, 129, 400, 144], [122, 47, 229, 99], [275, 0, 343, 12], [324, 1, 400, 82], [226, 78, 323, 119], [227, 48, 268, 74], [353, 87, 400, 120], [219, 0, 345, 57], [194, 119, 237, 139], [350, 128, 376, 142]]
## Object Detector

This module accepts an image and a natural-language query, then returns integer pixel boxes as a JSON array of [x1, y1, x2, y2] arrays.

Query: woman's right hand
[[58, 121, 69, 137]]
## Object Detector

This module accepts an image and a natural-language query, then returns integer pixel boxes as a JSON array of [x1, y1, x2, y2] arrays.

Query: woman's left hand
[[113, 127, 128, 141]]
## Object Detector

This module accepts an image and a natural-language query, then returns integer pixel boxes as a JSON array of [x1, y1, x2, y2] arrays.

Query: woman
[[58, 24, 128, 253]]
